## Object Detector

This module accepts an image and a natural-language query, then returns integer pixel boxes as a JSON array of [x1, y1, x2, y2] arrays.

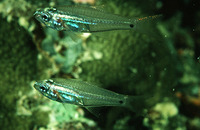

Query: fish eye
[[119, 100, 124, 104], [40, 86, 46, 91], [42, 14, 49, 22], [130, 24, 134, 28]]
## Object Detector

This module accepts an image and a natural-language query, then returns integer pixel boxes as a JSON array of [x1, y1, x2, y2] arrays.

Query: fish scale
[[34, 78, 127, 107], [34, 6, 161, 32], [34, 78, 151, 116]]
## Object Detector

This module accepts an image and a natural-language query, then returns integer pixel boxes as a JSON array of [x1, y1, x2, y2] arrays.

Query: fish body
[[34, 6, 161, 32], [34, 78, 130, 107]]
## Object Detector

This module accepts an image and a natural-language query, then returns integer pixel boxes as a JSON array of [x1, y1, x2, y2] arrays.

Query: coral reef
[[0, 0, 200, 129], [0, 15, 40, 129]]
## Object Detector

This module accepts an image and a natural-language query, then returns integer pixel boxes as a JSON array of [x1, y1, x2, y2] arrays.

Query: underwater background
[[0, 0, 200, 129]]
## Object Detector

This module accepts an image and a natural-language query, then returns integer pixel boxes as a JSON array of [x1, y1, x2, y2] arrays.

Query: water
[[0, 0, 200, 129]]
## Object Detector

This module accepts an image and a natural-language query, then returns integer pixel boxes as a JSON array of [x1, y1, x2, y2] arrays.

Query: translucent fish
[[33, 78, 148, 116], [34, 6, 162, 33]]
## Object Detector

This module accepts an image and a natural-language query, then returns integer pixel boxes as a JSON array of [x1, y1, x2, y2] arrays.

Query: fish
[[34, 6, 161, 33], [33, 78, 147, 116]]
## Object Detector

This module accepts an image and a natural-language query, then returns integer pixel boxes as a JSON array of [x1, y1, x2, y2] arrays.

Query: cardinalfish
[[34, 6, 161, 33], [34, 78, 147, 116]]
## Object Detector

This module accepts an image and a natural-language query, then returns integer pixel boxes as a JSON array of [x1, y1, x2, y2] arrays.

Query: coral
[[0, 0, 200, 129], [0, 13, 88, 130], [143, 102, 179, 129], [38, 29, 84, 74], [0, 15, 39, 129]]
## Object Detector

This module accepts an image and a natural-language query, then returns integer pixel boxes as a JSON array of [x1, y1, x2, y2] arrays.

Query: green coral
[[32, 109, 50, 127], [0, 16, 46, 129], [1, 0, 199, 129]]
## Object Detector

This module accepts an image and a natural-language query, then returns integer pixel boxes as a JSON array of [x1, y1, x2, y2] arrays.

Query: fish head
[[34, 79, 59, 101], [34, 8, 53, 26], [34, 7, 65, 31]]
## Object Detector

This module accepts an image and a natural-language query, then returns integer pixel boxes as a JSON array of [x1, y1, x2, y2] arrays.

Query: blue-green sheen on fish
[[33, 78, 145, 112], [34, 6, 161, 32]]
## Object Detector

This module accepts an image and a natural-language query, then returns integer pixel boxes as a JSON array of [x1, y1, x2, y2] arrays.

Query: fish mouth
[[33, 81, 39, 90], [34, 14, 40, 19], [34, 13, 46, 25], [33, 10, 41, 16], [33, 10, 44, 20], [33, 11, 41, 18], [33, 11, 41, 21], [34, 15, 41, 21], [33, 11, 37, 16]]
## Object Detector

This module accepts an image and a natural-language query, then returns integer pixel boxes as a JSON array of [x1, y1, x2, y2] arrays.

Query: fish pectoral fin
[[85, 107, 102, 118], [63, 31, 84, 44]]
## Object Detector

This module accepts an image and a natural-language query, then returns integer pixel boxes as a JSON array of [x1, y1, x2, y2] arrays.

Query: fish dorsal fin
[[56, 5, 106, 13], [55, 5, 122, 21]]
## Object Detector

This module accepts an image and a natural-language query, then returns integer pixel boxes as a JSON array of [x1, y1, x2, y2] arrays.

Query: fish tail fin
[[130, 14, 162, 36], [125, 95, 156, 115]]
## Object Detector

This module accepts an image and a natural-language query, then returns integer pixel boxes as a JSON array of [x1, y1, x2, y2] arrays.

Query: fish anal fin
[[85, 107, 102, 118]]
